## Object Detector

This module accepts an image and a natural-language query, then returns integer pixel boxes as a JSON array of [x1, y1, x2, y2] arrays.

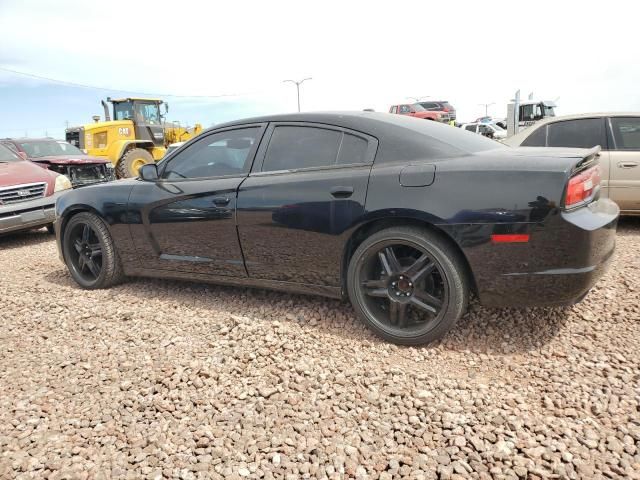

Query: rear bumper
[[476, 199, 619, 307], [0, 192, 64, 234]]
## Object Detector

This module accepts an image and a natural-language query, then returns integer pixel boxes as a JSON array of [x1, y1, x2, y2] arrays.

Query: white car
[[461, 122, 507, 140]]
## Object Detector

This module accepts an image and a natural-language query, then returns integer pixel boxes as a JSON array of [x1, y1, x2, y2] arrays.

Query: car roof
[[208, 111, 413, 130]]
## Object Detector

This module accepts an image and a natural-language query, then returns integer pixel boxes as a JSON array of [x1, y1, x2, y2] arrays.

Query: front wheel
[[62, 212, 124, 289], [347, 226, 469, 345]]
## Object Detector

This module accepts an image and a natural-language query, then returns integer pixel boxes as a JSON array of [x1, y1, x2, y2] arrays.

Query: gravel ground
[[0, 219, 639, 480]]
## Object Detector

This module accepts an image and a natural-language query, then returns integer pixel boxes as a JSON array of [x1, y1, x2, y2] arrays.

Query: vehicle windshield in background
[[0, 144, 22, 162], [114, 101, 134, 121], [20, 141, 84, 158], [135, 103, 161, 124], [412, 103, 426, 111], [544, 105, 556, 117]]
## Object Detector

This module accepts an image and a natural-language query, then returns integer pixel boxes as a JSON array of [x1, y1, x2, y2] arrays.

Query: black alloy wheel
[[348, 226, 469, 345], [62, 212, 124, 289]]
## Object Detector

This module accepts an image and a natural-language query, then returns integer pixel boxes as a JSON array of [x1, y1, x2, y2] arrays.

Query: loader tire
[[116, 148, 154, 178]]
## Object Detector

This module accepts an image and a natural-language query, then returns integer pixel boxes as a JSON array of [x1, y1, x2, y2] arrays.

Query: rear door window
[[547, 118, 606, 149], [262, 126, 341, 171], [390, 106, 398, 114], [609, 117, 640, 150], [261, 126, 373, 172], [465, 125, 477, 132]]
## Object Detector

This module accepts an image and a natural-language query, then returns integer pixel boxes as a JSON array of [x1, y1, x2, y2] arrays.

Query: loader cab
[[110, 98, 165, 146]]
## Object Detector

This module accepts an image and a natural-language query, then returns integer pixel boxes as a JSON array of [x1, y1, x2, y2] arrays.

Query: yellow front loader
[[65, 98, 203, 178]]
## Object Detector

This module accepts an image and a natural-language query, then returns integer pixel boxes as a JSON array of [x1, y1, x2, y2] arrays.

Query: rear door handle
[[330, 186, 354, 198], [212, 196, 230, 206], [618, 161, 638, 168]]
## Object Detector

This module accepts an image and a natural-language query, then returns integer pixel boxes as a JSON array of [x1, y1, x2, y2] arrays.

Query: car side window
[[260, 126, 372, 172], [547, 118, 605, 149], [609, 117, 640, 150], [465, 125, 476, 132], [262, 126, 341, 172], [162, 127, 259, 180], [521, 125, 547, 147], [336, 133, 369, 165], [390, 106, 398, 114], [399, 105, 410, 114]]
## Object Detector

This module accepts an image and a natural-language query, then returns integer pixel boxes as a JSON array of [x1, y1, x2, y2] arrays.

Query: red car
[[0, 143, 72, 235], [1, 138, 115, 188], [389, 103, 444, 121]]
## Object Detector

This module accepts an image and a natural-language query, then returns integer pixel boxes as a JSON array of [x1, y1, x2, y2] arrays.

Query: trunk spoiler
[[572, 146, 601, 175]]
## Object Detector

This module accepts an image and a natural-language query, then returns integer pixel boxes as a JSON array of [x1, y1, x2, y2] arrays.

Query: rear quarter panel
[[363, 152, 578, 305]]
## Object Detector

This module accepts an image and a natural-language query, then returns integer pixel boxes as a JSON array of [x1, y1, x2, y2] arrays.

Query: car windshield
[[544, 105, 556, 117], [19, 140, 84, 158], [0, 144, 22, 162], [412, 103, 426, 111]]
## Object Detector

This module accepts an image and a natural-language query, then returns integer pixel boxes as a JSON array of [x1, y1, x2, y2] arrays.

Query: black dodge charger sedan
[[55, 112, 618, 345]]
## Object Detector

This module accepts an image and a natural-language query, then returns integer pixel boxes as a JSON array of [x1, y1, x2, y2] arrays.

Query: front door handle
[[330, 186, 354, 198], [212, 196, 230, 206], [618, 161, 639, 168]]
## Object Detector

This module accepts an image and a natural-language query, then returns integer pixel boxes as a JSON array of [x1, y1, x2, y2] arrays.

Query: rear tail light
[[565, 164, 601, 208]]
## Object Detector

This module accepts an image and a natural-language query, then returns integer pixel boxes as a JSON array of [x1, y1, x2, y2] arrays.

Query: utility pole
[[478, 102, 495, 117], [283, 78, 312, 112], [407, 96, 430, 103]]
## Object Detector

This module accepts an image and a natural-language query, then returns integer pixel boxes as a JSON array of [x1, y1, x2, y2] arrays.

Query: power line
[[0, 66, 251, 99]]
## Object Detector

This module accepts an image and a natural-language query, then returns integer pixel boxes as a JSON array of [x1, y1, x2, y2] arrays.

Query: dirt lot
[[0, 219, 639, 480]]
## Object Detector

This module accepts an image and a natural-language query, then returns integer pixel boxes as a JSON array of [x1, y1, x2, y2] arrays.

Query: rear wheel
[[116, 148, 154, 178], [347, 226, 469, 345], [62, 212, 124, 289]]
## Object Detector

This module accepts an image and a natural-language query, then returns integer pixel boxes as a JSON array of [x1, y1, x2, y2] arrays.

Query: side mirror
[[139, 163, 159, 181]]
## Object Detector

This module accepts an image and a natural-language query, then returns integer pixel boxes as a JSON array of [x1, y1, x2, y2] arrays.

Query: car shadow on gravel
[[438, 300, 572, 355], [44, 265, 572, 355], [617, 215, 640, 234], [0, 228, 53, 251]]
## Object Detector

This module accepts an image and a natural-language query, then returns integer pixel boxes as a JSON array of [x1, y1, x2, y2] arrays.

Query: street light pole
[[478, 102, 495, 117], [283, 78, 312, 112]]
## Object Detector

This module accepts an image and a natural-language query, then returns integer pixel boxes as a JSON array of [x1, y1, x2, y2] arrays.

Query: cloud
[[0, 0, 639, 123]]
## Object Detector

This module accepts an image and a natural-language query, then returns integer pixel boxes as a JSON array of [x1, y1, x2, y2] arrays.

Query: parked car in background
[[1, 138, 115, 188], [0, 143, 72, 235], [505, 113, 640, 215], [461, 122, 507, 140], [389, 103, 444, 122], [55, 112, 617, 345], [418, 100, 456, 123]]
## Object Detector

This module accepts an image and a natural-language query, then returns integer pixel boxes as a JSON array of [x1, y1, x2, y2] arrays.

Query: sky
[[0, 0, 639, 139]]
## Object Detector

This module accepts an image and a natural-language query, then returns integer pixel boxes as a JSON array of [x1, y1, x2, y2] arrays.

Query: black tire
[[347, 226, 469, 345], [116, 148, 154, 178], [62, 212, 124, 289], [46, 224, 55, 234]]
